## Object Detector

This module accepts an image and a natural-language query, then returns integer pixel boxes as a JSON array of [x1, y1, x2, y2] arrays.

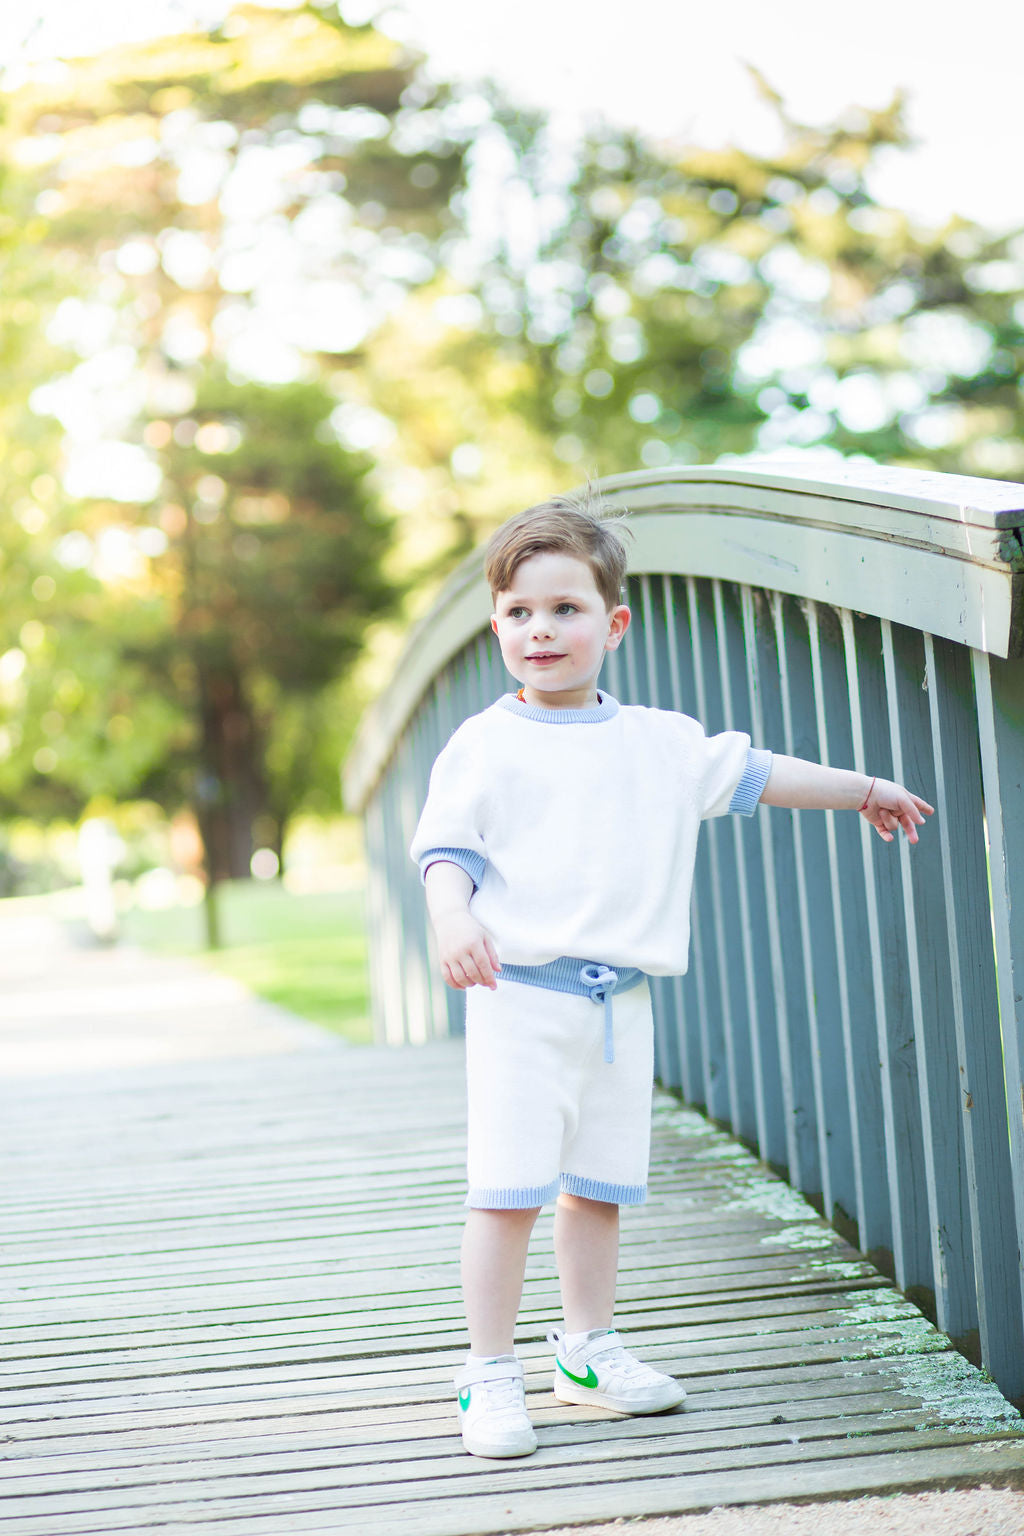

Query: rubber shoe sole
[[553, 1375, 685, 1414], [460, 1422, 538, 1458]]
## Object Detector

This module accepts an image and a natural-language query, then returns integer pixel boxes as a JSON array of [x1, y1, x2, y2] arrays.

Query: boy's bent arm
[[424, 860, 501, 990], [760, 754, 934, 844]]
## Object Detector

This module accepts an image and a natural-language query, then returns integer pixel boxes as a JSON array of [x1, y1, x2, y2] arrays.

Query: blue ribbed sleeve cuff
[[729, 748, 773, 816], [418, 846, 487, 890]]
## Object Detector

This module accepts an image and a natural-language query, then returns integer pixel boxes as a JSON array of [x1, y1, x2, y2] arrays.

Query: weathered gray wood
[[622, 574, 683, 1092], [0, 1363, 936, 1453], [5, 1413, 1017, 1515], [108, 1442, 1024, 1536], [2, 1355, 921, 1449], [0, 1291, 916, 1362], [734, 586, 787, 1168], [775, 596, 855, 1230], [3, 1019, 1022, 1536], [880, 619, 976, 1347], [0, 1297, 942, 1387], [637, 574, 685, 1093], [0, 1397, 960, 1486], [926, 637, 1024, 1398], [842, 609, 931, 1292], [972, 648, 1024, 1383], [1, 1373, 941, 1450], [662, 574, 709, 1105], [755, 590, 821, 1199], [684, 576, 732, 1123], [4, 1432, 1023, 1535], [711, 579, 762, 1145]]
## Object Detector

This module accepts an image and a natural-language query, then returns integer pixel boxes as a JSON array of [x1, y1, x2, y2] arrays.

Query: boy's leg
[[456, 983, 580, 1459], [456, 1206, 540, 1459], [553, 1191, 619, 1332], [549, 988, 684, 1414], [550, 1198, 685, 1413], [461, 1206, 540, 1356]]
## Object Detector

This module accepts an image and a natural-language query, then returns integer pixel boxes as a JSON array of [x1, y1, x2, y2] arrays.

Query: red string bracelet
[[859, 777, 876, 812]]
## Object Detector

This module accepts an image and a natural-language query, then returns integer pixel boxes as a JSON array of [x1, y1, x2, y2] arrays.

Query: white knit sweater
[[410, 693, 770, 978]]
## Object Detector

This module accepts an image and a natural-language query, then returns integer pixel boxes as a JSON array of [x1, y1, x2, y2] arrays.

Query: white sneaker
[[454, 1357, 538, 1458], [549, 1327, 686, 1413]]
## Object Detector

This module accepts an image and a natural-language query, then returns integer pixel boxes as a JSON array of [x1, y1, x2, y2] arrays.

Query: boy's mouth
[[526, 652, 564, 662]]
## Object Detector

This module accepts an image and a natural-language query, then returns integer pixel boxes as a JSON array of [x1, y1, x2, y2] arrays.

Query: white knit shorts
[[463, 976, 654, 1209]]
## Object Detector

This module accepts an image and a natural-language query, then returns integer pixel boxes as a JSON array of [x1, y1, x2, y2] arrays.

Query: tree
[[0, 2, 472, 873], [140, 372, 396, 879]]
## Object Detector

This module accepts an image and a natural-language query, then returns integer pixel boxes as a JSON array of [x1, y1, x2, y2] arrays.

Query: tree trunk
[[196, 667, 269, 882]]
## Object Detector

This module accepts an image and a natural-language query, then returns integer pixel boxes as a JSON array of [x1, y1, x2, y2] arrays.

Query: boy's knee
[[470, 1205, 540, 1224], [556, 1191, 618, 1216]]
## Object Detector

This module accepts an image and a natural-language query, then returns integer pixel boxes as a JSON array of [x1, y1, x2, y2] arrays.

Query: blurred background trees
[[2, 0, 1023, 899]]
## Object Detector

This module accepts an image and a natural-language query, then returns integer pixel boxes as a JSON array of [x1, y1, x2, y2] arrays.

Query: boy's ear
[[605, 604, 631, 651], [490, 614, 499, 635]]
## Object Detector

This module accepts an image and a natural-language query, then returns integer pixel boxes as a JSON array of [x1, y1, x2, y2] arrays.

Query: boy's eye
[[507, 606, 528, 619], [555, 603, 577, 615]]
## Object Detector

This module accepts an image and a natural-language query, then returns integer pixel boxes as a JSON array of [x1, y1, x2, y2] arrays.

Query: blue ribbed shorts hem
[[465, 1173, 647, 1209], [560, 1172, 647, 1205]]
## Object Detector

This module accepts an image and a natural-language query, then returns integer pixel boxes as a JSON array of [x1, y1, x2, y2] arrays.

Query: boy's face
[[490, 552, 630, 710]]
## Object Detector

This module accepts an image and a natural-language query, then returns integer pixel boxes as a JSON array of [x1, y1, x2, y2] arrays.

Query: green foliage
[[0, 3, 468, 851], [134, 372, 398, 839], [157, 372, 395, 688], [375, 88, 1024, 500]]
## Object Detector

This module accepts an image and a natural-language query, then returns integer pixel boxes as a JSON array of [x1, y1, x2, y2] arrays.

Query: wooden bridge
[[1, 924, 1023, 1535], [4, 459, 1024, 1533]]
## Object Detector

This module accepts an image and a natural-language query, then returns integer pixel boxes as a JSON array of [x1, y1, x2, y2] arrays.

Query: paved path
[[1, 909, 1023, 1535]]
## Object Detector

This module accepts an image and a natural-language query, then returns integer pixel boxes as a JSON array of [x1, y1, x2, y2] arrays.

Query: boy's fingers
[[473, 945, 499, 989], [447, 945, 497, 991]]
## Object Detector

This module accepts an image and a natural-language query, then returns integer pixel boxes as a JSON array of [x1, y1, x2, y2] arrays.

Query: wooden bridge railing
[[343, 461, 1024, 1405]]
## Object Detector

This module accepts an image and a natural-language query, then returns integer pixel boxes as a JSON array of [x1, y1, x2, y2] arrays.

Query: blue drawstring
[[579, 963, 619, 1063], [494, 956, 645, 1065]]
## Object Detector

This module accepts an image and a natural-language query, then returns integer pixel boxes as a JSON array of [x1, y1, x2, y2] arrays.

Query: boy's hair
[[484, 490, 630, 609]]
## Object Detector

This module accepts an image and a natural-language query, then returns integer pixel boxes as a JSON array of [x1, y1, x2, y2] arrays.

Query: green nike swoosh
[[556, 1358, 599, 1388], [458, 1388, 471, 1410]]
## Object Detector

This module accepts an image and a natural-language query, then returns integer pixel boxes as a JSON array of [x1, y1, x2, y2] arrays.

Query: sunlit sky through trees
[[6, 0, 1024, 231]]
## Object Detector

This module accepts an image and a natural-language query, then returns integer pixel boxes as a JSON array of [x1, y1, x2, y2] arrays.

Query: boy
[[410, 495, 932, 1460]]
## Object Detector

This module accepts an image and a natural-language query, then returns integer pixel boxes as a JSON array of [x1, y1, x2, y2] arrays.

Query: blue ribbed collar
[[497, 691, 619, 725]]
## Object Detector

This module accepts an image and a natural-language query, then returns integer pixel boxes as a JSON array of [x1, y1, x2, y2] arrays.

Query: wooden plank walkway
[[2, 922, 1023, 1536]]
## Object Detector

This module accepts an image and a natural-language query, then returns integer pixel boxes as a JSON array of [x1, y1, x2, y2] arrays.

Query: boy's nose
[[530, 614, 554, 638]]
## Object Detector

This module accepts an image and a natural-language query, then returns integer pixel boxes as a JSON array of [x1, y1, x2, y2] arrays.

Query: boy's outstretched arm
[[424, 860, 501, 989], [759, 754, 935, 844]]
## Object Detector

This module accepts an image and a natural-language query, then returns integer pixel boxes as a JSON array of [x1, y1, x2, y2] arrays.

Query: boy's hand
[[434, 911, 501, 991], [860, 777, 935, 844]]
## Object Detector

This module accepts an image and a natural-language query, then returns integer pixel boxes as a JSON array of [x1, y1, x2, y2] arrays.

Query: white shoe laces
[[588, 1340, 656, 1386], [471, 1374, 528, 1421]]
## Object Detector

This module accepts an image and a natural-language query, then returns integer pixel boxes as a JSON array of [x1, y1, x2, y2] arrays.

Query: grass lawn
[[120, 880, 373, 1045]]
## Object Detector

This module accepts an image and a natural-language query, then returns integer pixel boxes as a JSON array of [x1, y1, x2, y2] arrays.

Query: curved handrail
[[344, 460, 1024, 811]]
